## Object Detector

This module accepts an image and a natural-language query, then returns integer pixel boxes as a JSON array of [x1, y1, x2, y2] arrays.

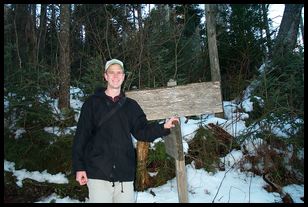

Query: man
[[72, 59, 179, 203]]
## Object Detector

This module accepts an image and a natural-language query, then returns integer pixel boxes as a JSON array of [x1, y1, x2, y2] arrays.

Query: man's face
[[104, 64, 125, 89]]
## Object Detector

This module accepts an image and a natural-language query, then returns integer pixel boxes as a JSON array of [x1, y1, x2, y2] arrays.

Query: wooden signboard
[[125, 81, 223, 121]]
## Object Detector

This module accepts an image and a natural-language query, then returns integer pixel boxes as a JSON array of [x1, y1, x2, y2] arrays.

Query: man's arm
[[72, 98, 94, 174], [130, 102, 179, 141]]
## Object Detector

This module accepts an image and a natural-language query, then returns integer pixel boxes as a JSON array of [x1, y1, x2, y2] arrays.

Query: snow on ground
[[4, 82, 304, 203]]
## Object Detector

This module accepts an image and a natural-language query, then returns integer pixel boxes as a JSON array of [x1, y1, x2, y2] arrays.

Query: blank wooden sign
[[125, 81, 223, 121]]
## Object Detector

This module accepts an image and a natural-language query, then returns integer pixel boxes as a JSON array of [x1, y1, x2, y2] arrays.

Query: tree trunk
[[262, 4, 272, 59], [50, 4, 58, 68], [31, 4, 36, 29], [272, 4, 303, 58], [132, 5, 137, 31], [135, 141, 151, 191], [299, 11, 304, 45], [135, 5, 150, 191], [137, 4, 143, 31], [58, 4, 71, 110], [137, 4, 143, 88], [38, 4, 47, 62], [205, 4, 221, 82], [205, 4, 223, 118], [26, 4, 37, 67], [14, 4, 28, 69]]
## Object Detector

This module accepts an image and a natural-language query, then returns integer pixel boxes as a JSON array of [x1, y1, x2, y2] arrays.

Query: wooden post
[[165, 120, 189, 203]]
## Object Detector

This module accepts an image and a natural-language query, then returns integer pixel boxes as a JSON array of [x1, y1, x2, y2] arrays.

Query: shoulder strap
[[97, 97, 127, 128]]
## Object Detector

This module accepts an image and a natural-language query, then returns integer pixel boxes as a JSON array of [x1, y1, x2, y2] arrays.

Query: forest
[[4, 4, 304, 203]]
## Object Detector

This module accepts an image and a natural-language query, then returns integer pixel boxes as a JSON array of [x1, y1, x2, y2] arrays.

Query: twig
[[212, 162, 236, 203], [249, 172, 252, 203], [228, 186, 246, 203], [14, 19, 22, 69]]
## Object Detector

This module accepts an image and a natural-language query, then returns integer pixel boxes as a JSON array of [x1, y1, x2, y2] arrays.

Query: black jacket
[[72, 88, 170, 182]]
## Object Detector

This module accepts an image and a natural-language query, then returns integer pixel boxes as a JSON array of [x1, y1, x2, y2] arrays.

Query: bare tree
[[205, 4, 221, 82], [37, 4, 47, 62], [299, 9, 304, 45], [58, 4, 71, 110], [272, 4, 303, 58], [12, 4, 38, 70], [135, 4, 151, 191], [261, 4, 273, 59], [205, 4, 223, 118]]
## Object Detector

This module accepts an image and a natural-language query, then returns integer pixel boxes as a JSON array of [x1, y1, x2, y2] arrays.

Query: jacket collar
[[93, 87, 125, 102]]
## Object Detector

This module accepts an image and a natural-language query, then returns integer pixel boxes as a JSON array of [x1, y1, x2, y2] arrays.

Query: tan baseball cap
[[105, 59, 124, 72]]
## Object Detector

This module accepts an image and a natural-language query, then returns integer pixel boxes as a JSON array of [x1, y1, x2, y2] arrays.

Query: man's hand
[[164, 116, 180, 129], [76, 171, 88, 185]]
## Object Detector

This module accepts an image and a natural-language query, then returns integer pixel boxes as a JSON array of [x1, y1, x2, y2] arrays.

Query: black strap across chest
[[97, 97, 127, 129]]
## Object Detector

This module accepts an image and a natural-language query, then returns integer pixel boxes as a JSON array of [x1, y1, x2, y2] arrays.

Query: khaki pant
[[87, 179, 135, 203]]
